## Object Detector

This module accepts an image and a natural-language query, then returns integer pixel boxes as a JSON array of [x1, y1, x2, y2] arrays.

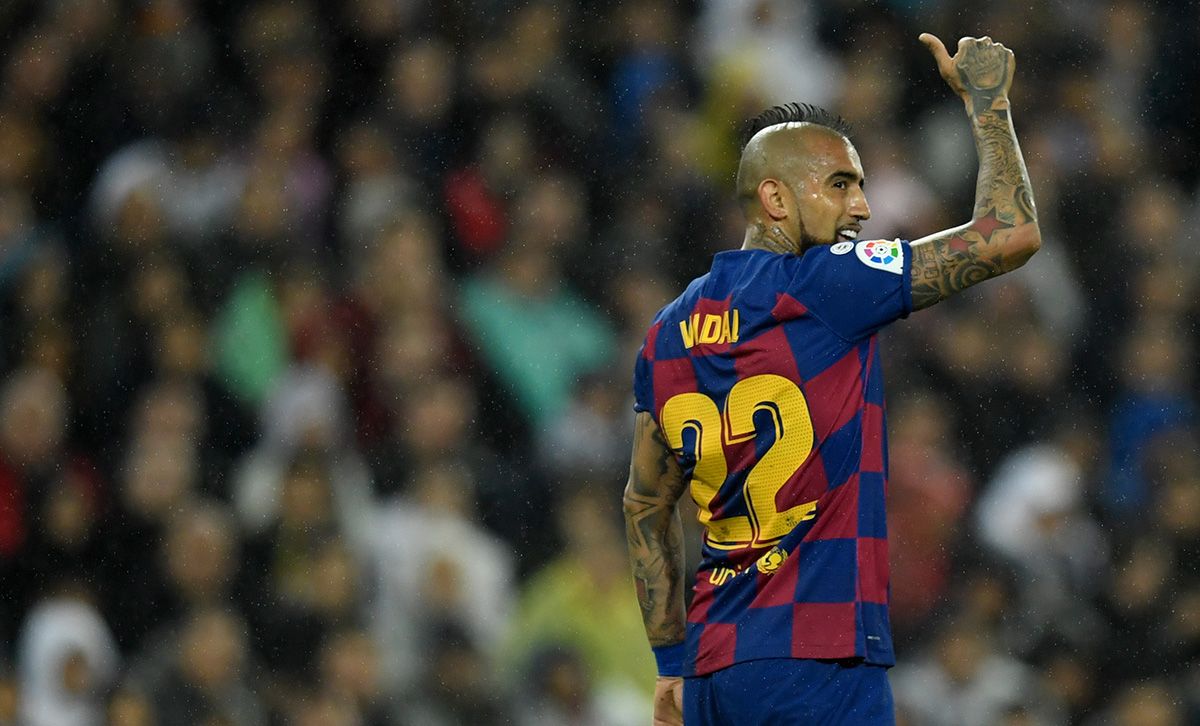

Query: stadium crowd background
[[0, 0, 1197, 724]]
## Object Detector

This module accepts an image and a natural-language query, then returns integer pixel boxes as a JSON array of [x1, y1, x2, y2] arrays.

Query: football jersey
[[632, 239, 913, 676]]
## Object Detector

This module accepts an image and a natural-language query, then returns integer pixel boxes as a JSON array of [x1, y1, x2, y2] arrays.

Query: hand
[[653, 675, 684, 725], [919, 33, 1015, 112]]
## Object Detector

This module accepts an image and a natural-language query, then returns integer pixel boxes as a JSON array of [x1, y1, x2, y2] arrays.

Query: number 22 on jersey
[[660, 374, 817, 550]]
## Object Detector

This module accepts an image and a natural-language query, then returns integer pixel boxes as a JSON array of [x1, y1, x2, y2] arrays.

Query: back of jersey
[[632, 241, 912, 675]]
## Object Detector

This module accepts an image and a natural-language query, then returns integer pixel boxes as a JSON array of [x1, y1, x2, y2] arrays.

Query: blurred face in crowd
[[1109, 537, 1173, 612], [1121, 321, 1188, 393], [179, 609, 246, 693], [310, 540, 359, 616], [107, 689, 155, 726], [122, 435, 196, 520], [0, 367, 67, 469], [479, 114, 534, 187], [157, 314, 210, 377], [376, 311, 451, 393], [44, 471, 97, 549], [936, 623, 987, 684], [165, 505, 236, 601], [1112, 681, 1183, 726], [0, 675, 15, 722], [362, 212, 442, 311], [387, 39, 453, 124], [135, 379, 204, 443], [513, 175, 586, 253], [0, 112, 44, 187], [5, 31, 69, 107], [279, 462, 332, 532], [401, 377, 475, 460], [18, 247, 68, 318], [1157, 475, 1200, 539], [320, 630, 381, 701], [112, 189, 167, 250]]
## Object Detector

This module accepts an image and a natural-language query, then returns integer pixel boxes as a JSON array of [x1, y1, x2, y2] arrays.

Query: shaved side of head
[[736, 124, 842, 214], [735, 103, 853, 218]]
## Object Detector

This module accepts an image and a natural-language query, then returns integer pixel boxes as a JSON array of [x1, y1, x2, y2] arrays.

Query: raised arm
[[623, 411, 688, 726], [910, 33, 1041, 310]]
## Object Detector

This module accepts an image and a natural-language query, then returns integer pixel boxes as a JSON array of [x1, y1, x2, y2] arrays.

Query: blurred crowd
[[0, 0, 1197, 724]]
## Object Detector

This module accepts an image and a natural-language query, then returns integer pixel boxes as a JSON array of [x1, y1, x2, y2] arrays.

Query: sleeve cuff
[[652, 642, 686, 677]]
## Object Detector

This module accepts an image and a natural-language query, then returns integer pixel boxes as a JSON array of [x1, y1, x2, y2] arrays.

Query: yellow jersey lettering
[[699, 314, 722, 344], [682, 309, 742, 349], [679, 316, 696, 348], [676, 312, 700, 348], [708, 566, 739, 586]]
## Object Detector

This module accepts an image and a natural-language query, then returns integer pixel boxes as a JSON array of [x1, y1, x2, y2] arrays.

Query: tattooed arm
[[623, 411, 688, 725], [909, 34, 1041, 310]]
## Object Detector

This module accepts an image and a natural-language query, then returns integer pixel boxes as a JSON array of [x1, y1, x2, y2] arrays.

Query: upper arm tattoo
[[910, 218, 1007, 310], [623, 411, 688, 646]]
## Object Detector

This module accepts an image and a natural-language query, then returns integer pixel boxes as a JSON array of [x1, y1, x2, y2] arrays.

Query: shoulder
[[798, 239, 906, 271], [787, 239, 911, 291]]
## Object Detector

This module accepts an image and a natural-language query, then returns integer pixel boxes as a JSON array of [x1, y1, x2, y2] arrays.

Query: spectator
[[516, 645, 645, 726], [885, 392, 973, 639], [370, 460, 515, 692], [106, 687, 155, 726], [398, 620, 511, 726], [504, 488, 654, 716], [16, 582, 118, 726], [313, 628, 393, 726], [976, 420, 1110, 650], [458, 174, 617, 429], [232, 364, 374, 555], [98, 428, 199, 653], [890, 618, 1058, 726], [132, 607, 265, 726]]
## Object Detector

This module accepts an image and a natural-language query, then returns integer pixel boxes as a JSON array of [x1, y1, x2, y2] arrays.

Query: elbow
[[1002, 221, 1041, 271]]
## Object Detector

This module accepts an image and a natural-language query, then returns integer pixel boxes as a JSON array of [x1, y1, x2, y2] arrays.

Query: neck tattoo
[[747, 222, 800, 254]]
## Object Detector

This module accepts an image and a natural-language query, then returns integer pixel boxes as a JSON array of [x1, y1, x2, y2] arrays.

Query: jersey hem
[[688, 650, 896, 678]]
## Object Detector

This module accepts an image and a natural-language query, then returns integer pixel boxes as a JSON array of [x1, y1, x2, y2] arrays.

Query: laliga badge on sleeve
[[855, 239, 904, 275], [830, 241, 854, 255]]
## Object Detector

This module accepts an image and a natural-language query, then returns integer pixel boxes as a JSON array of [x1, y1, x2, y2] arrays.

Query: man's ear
[[758, 179, 789, 221]]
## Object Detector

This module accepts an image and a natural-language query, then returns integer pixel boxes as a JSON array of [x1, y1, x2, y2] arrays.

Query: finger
[[918, 32, 951, 66]]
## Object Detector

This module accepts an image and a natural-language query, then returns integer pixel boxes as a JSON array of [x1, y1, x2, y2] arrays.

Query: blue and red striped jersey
[[633, 240, 913, 676]]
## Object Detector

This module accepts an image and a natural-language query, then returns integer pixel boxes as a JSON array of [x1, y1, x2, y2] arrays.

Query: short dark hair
[[740, 103, 853, 149]]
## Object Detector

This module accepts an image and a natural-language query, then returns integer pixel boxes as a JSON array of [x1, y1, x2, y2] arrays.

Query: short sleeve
[[787, 239, 913, 341], [632, 341, 654, 414]]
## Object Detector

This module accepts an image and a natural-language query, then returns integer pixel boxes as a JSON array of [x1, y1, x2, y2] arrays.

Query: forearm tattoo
[[911, 43, 1037, 310], [623, 413, 688, 646]]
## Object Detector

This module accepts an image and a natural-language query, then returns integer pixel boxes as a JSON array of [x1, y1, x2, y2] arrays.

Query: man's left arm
[[909, 34, 1041, 310], [623, 410, 689, 725]]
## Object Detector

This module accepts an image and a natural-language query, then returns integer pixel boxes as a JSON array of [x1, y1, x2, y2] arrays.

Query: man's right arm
[[623, 410, 688, 725], [909, 34, 1042, 310]]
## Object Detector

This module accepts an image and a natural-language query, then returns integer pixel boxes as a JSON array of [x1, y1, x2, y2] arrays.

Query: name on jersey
[[680, 309, 740, 349]]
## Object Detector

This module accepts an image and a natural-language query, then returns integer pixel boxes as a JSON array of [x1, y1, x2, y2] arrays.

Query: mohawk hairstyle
[[740, 103, 853, 149]]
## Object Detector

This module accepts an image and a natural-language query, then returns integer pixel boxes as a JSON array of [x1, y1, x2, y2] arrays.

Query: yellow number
[[661, 375, 816, 549], [660, 393, 752, 547]]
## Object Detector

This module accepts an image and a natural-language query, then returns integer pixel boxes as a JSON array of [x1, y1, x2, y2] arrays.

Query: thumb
[[919, 32, 952, 67]]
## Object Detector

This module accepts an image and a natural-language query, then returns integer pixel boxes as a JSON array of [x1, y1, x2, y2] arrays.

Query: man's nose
[[850, 188, 871, 221]]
